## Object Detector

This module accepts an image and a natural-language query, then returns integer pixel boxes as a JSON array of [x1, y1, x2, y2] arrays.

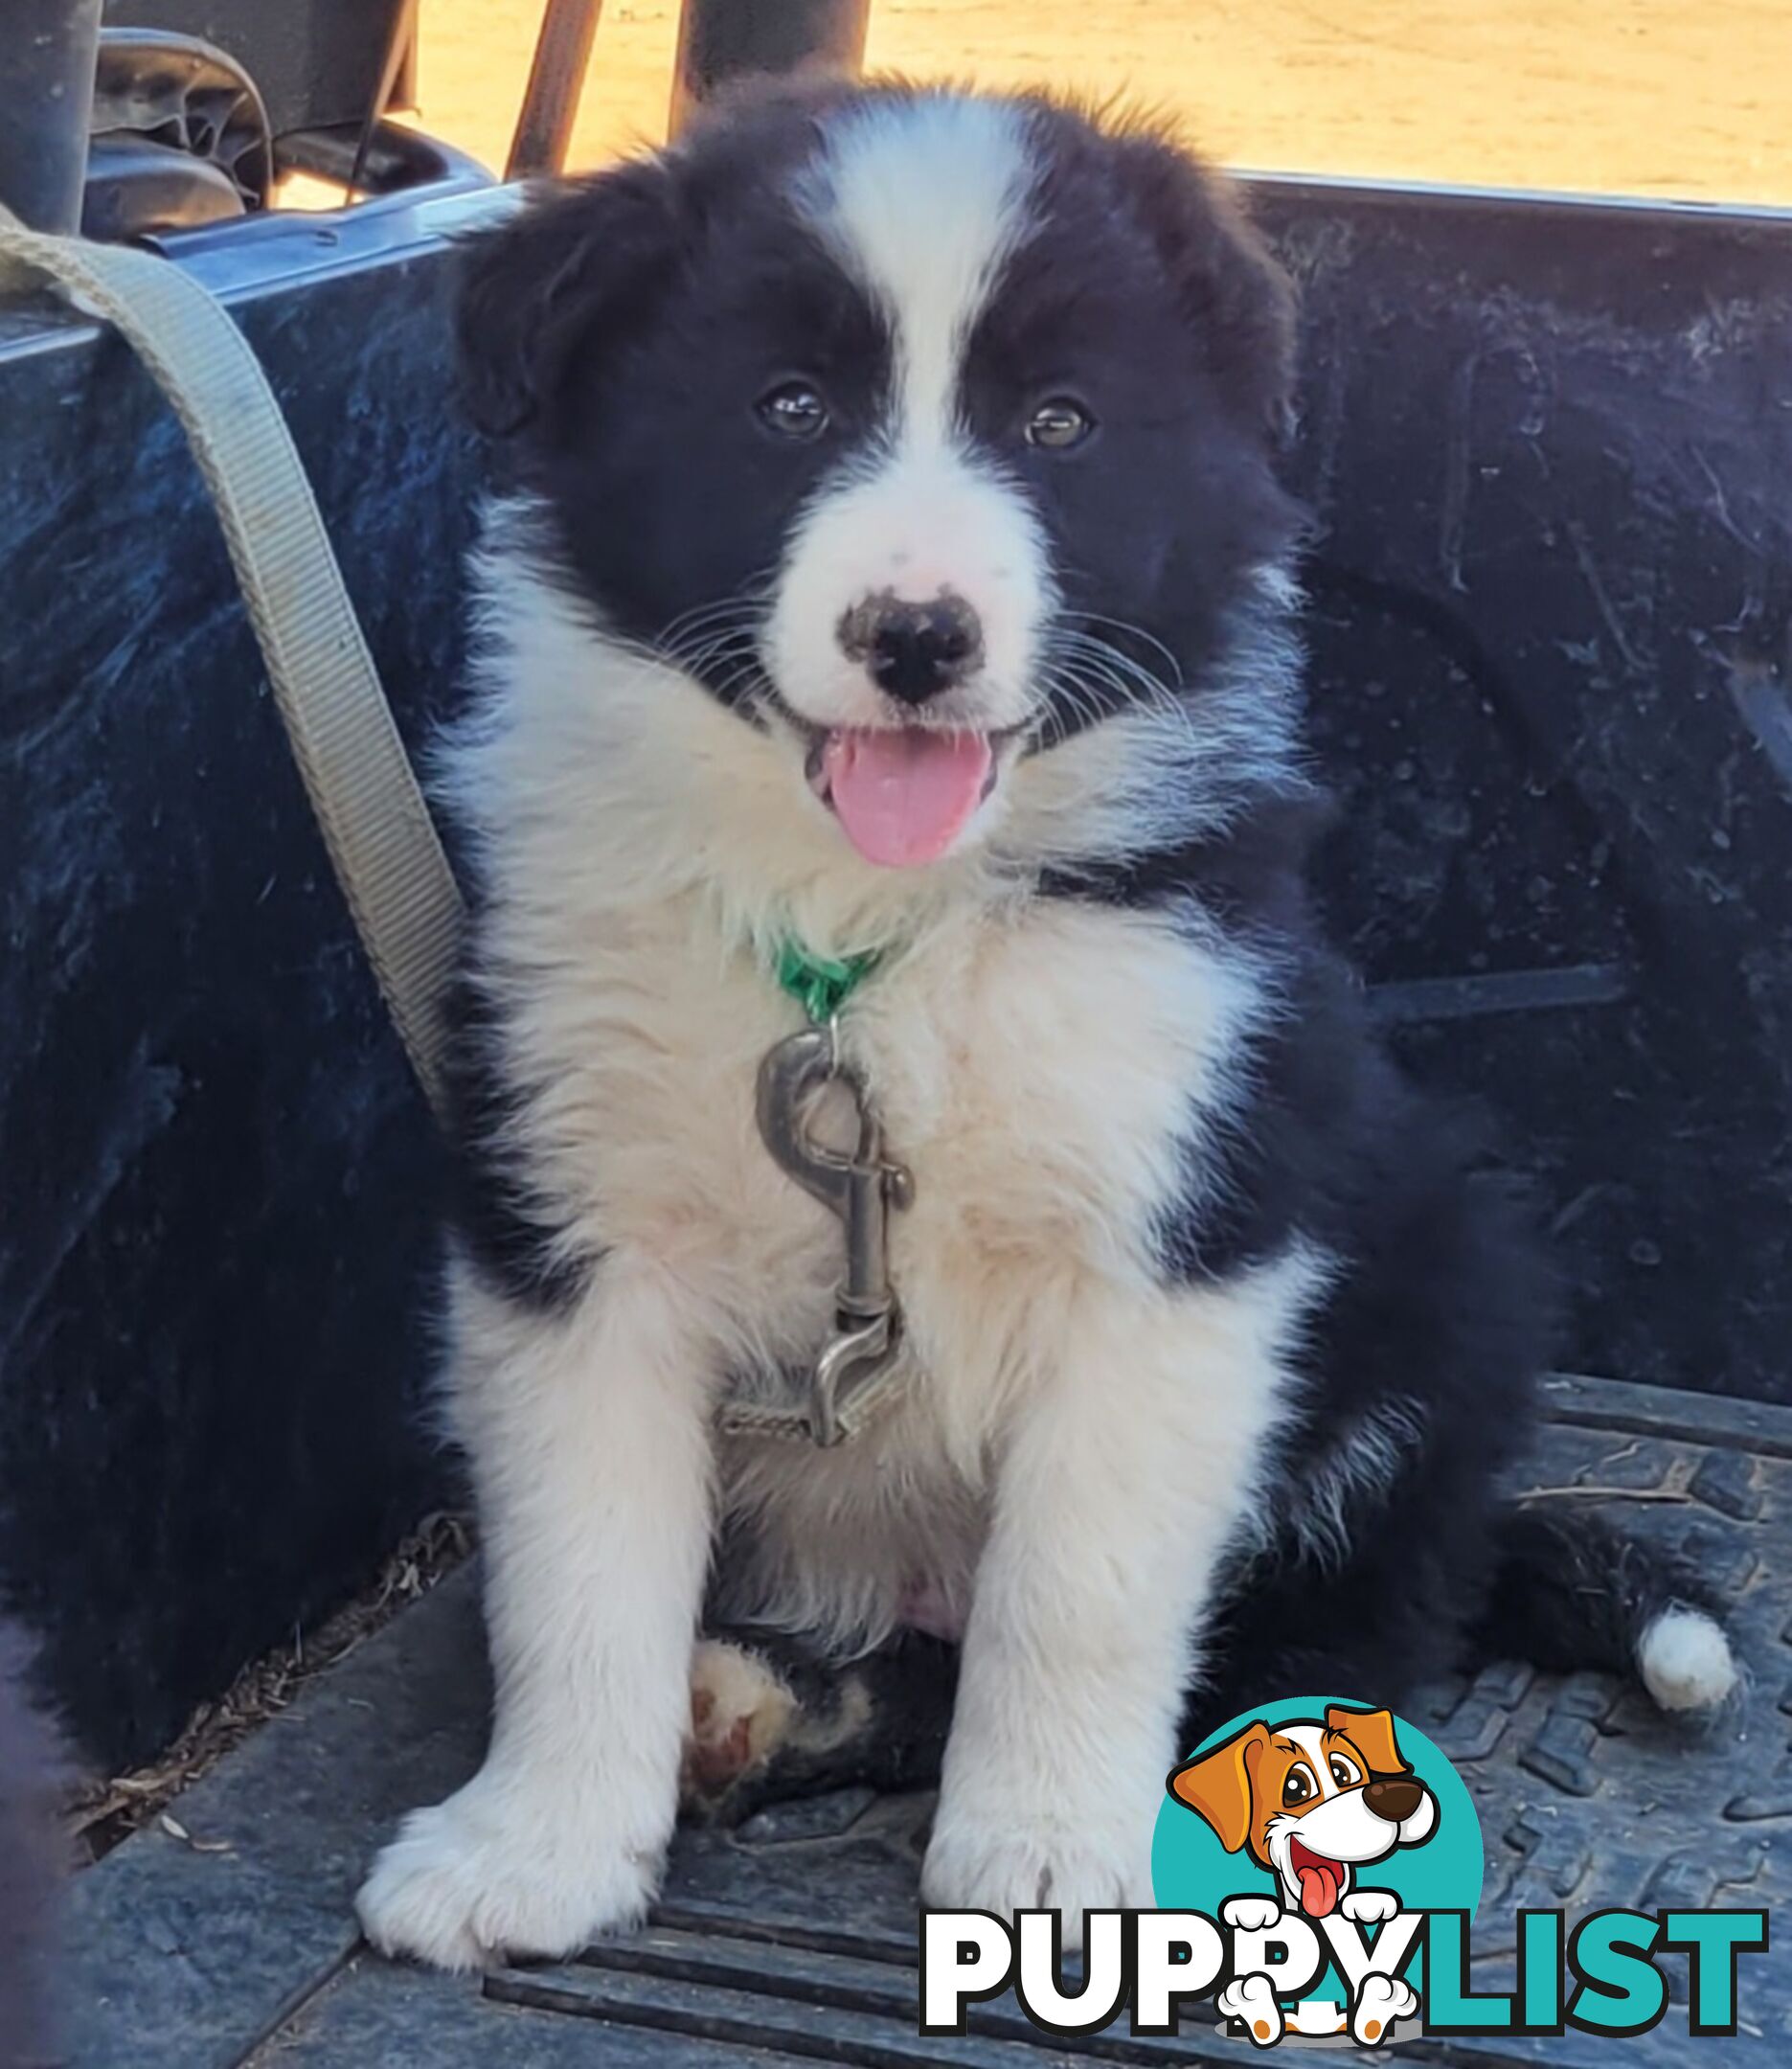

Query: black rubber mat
[[64, 1372, 1789, 2065]]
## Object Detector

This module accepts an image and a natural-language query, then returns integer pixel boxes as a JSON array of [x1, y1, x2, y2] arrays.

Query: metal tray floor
[[65, 1374, 1792, 2065]]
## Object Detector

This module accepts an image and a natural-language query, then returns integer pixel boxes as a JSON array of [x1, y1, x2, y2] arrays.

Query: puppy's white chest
[[555, 912, 842, 1326], [853, 900, 1253, 1278], [569, 894, 1253, 1386]]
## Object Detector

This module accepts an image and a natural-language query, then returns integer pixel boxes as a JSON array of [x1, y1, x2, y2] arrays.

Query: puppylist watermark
[[921, 1699, 1770, 2048]]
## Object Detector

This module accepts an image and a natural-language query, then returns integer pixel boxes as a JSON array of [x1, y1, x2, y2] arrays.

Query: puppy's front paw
[[1341, 1888, 1399, 1925], [920, 1803, 1150, 1952], [1221, 1896, 1283, 1932], [356, 1781, 660, 1971], [1351, 1972, 1418, 2045], [1218, 1973, 1284, 2048]]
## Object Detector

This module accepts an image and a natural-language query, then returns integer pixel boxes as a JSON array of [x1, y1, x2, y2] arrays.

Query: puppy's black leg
[[684, 1626, 957, 1824], [1183, 1506, 1499, 1746], [1184, 1632, 1398, 1750]]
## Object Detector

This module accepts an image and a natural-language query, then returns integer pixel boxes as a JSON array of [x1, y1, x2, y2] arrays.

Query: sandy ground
[[403, 1, 1789, 204]]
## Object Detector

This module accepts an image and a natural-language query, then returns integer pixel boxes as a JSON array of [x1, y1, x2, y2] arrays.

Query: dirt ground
[[408, 1, 1788, 204]]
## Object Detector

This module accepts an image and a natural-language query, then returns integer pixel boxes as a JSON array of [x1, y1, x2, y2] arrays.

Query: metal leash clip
[[751, 1024, 914, 1445]]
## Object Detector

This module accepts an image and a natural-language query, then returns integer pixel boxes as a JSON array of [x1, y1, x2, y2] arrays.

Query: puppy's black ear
[[455, 158, 684, 441], [1110, 128, 1298, 441]]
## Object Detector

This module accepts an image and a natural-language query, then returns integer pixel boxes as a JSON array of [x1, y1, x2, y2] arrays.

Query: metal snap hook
[[753, 1027, 913, 1444]]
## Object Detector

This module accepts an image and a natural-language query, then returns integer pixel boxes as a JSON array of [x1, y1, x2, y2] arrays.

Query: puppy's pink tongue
[[1298, 1864, 1341, 1919], [822, 728, 992, 868]]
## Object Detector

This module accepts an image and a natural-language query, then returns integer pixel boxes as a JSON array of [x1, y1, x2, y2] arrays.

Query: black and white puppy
[[357, 81, 1736, 1970]]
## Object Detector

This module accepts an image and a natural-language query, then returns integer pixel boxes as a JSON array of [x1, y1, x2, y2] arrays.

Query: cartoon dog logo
[[1169, 1703, 1437, 1921], [1168, 1705, 1438, 2047]]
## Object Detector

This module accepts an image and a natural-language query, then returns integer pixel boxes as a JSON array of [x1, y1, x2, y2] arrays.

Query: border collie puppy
[[358, 80, 1735, 1969]]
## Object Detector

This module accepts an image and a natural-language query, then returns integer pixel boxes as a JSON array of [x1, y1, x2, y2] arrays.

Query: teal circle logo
[[1153, 1697, 1483, 2035]]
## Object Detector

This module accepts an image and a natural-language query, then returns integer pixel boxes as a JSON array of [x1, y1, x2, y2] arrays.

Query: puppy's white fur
[[359, 1260, 714, 1969], [1637, 1606, 1738, 1713], [358, 101, 1325, 1969]]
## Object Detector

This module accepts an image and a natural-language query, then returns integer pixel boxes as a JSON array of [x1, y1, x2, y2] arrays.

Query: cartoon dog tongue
[[1292, 1841, 1344, 1918], [823, 728, 991, 869]]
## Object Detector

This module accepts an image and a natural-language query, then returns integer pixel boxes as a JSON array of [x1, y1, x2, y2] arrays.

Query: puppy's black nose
[[1364, 1777, 1423, 1823], [840, 590, 983, 706]]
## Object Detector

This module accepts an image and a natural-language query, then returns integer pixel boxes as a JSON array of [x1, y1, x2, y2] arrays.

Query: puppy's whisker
[[668, 631, 759, 682], [1040, 646, 1152, 733], [655, 577, 778, 649], [1033, 665, 1114, 749], [1053, 627, 1179, 706], [661, 616, 760, 664], [653, 591, 775, 674], [1044, 633, 1208, 756], [707, 655, 772, 710], [1056, 605, 1185, 687]]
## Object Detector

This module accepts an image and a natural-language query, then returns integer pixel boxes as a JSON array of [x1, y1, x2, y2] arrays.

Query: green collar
[[772, 937, 883, 1025]]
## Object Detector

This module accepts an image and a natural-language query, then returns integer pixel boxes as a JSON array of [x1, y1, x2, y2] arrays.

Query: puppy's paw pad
[[1218, 1974, 1283, 2048], [1341, 1889, 1399, 1924], [1351, 1972, 1418, 2046], [920, 1810, 1149, 1949], [356, 1790, 656, 1971], [1222, 1896, 1284, 1932], [682, 1640, 797, 1802]]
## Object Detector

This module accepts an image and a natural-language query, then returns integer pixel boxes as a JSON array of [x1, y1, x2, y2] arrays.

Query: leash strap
[[0, 203, 465, 1123], [0, 206, 912, 1445]]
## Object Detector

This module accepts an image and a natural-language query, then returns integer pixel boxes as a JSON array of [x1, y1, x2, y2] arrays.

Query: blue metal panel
[[0, 187, 507, 1767]]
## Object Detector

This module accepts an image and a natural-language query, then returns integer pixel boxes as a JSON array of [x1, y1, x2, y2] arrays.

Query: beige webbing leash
[[0, 205, 908, 1445], [0, 203, 465, 1122]]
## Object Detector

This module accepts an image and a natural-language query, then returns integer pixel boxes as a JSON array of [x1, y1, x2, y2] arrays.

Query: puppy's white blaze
[[771, 97, 1053, 739], [802, 94, 1033, 444], [1637, 1606, 1738, 1712]]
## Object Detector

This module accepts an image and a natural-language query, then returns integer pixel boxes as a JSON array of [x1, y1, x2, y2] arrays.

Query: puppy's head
[[457, 80, 1298, 880], [1168, 1706, 1436, 1919]]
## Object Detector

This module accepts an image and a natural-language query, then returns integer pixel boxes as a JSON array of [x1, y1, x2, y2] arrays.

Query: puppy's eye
[[1026, 397, 1095, 450], [758, 380, 829, 440], [1329, 1754, 1362, 1788], [1282, 1764, 1316, 1807]]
